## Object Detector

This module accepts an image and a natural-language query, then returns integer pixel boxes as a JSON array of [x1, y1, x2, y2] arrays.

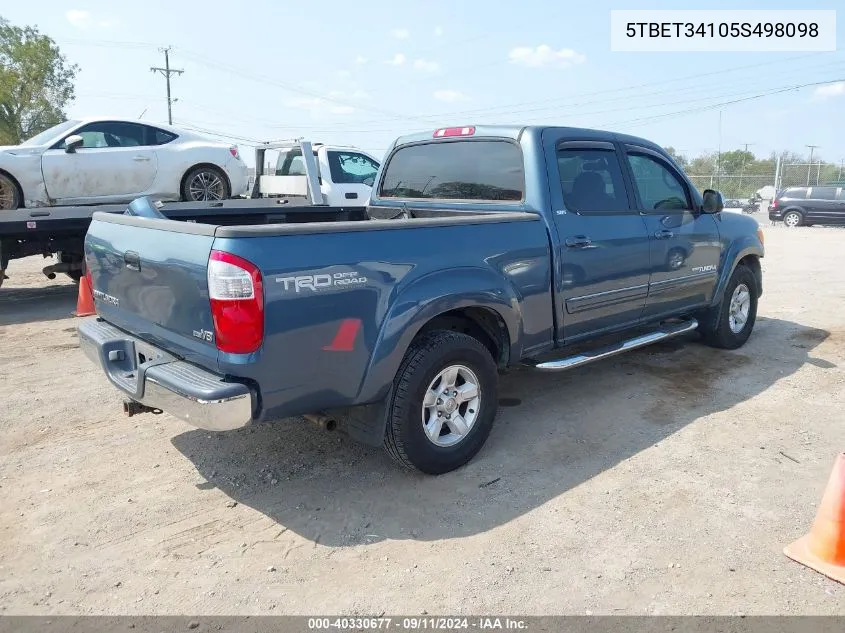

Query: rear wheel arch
[[415, 306, 512, 368]]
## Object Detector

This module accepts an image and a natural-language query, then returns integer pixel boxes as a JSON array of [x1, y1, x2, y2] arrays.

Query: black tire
[[699, 265, 758, 350], [0, 172, 21, 210], [181, 166, 230, 202], [782, 210, 804, 227], [66, 270, 83, 283], [384, 330, 499, 475]]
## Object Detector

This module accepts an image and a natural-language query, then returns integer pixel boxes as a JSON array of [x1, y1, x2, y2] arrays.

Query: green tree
[[717, 150, 755, 175], [663, 146, 688, 168], [0, 17, 78, 145]]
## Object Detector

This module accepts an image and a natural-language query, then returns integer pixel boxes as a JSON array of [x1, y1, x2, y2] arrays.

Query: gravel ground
[[0, 224, 844, 615]]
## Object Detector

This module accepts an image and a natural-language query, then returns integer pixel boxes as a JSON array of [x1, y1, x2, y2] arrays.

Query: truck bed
[[0, 198, 368, 240]]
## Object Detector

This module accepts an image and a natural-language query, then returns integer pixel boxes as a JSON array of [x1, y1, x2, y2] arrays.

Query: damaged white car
[[0, 118, 249, 209]]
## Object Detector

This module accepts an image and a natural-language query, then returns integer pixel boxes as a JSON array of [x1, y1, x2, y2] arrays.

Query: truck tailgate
[[84, 213, 219, 370]]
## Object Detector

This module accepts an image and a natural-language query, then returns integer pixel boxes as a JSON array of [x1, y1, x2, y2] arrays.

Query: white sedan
[[0, 118, 249, 210]]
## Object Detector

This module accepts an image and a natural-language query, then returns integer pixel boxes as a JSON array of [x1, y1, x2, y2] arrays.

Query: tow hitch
[[123, 400, 163, 417]]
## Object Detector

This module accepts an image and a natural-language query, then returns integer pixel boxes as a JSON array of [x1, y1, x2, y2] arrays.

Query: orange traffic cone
[[74, 274, 96, 317], [784, 453, 845, 584]]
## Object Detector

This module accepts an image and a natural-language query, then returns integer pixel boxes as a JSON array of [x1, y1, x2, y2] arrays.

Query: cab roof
[[391, 125, 664, 154]]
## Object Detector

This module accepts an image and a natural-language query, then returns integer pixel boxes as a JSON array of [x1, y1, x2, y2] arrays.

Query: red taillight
[[229, 146, 240, 159], [207, 250, 264, 354], [433, 126, 475, 138], [771, 198, 779, 209]]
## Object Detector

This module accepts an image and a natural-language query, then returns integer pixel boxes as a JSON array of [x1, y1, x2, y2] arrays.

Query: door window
[[327, 151, 380, 185], [809, 187, 837, 200], [626, 153, 692, 211], [73, 121, 147, 148], [556, 148, 630, 213]]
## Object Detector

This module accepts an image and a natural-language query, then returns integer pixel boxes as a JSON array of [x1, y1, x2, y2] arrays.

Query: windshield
[[19, 120, 81, 147]]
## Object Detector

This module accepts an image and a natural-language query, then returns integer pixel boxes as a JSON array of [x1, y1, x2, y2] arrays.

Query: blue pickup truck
[[79, 125, 764, 474]]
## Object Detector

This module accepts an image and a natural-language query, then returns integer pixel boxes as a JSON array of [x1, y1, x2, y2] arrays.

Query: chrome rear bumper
[[78, 318, 253, 431]]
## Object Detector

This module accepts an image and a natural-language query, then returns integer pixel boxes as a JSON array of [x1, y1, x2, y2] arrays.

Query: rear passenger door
[[543, 134, 651, 343], [805, 187, 842, 224], [621, 145, 721, 320]]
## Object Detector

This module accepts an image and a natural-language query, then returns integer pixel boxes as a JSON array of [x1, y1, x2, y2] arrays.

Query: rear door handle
[[345, 192, 359, 199], [124, 251, 141, 271], [133, 156, 151, 162], [654, 229, 674, 239], [564, 236, 594, 249]]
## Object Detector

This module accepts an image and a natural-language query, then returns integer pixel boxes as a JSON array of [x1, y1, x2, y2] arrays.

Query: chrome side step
[[535, 319, 699, 372]]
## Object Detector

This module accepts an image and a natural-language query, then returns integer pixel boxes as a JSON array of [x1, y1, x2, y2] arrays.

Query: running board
[[535, 319, 699, 371]]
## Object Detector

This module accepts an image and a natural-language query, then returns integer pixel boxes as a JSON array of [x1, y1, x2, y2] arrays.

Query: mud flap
[[329, 390, 392, 447]]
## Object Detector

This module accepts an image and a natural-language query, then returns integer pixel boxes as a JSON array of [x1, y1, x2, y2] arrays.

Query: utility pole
[[716, 110, 723, 189], [738, 142, 754, 194], [806, 145, 819, 186], [838, 158, 844, 181], [151, 47, 183, 125]]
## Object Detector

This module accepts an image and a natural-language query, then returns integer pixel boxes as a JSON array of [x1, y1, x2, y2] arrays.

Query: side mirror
[[64, 135, 83, 153], [702, 189, 724, 213]]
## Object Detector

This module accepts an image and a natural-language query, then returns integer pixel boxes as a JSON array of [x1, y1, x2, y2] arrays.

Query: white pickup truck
[[255, 141, 380, 207]]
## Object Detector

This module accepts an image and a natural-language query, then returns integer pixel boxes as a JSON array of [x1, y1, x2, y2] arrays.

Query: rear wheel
[[0, 173, 21, 210], [181, 166, 230, 202], [699, 265, 758, 350], [384, 331, 499, 474], [783, 210, 803, 227]]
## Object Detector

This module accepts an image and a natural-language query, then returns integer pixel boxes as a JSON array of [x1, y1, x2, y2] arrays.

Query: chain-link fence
[[685, 174, 776, 200], [778, 162, 845, 189]]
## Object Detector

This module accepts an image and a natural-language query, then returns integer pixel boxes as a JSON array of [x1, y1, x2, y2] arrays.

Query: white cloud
[[65, 10, 90, 28], [337, 70, 352, 78], [813, 82, 845, 100], [433, 90, 469, 102], [392, 28, 410, 40], [66, 10, 117, 29], [414, 58, 439, 73], [509, 45, 586, 68], [354, 55, 368, 65], [434, 26, 444, 36], [286, 89, 369, 116], [386, 53, 407, 66]]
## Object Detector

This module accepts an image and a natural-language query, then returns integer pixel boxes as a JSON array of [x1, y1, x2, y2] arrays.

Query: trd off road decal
[[276, 269, 367, 293]]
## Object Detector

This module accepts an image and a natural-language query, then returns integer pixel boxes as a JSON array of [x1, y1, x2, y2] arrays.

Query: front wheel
[[384, 331, 499, 474], [181, 166, 230, 202], [699, 265, 758, 350], [0, 173, 21, 210]]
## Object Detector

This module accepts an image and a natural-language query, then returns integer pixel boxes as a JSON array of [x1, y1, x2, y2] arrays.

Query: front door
[[621, 145, 721, 320], [322, 150, 379, 205], [543, 134, 651, 343], [41, 121, 158, 203]]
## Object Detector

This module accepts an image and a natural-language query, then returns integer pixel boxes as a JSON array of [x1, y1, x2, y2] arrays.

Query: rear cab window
[[379, 140, 524, 201], [276, 149, 315, 176]]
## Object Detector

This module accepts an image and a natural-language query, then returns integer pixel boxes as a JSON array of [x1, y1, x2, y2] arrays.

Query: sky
[[4, 0, 844, 168]]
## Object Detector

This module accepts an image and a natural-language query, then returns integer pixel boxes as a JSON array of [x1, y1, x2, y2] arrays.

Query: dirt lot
[[1, 224, 844, 616]]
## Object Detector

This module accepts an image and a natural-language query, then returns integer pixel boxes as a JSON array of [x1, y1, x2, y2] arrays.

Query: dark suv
[[769, 186, 845, 227]]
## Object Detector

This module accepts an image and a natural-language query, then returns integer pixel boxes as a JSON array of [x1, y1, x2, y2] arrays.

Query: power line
[[150, 47, 183, 125]]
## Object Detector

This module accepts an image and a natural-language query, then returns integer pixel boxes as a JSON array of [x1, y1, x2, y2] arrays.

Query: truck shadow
[[0, 283, 79, 326], [171, 316, 836, 547]]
